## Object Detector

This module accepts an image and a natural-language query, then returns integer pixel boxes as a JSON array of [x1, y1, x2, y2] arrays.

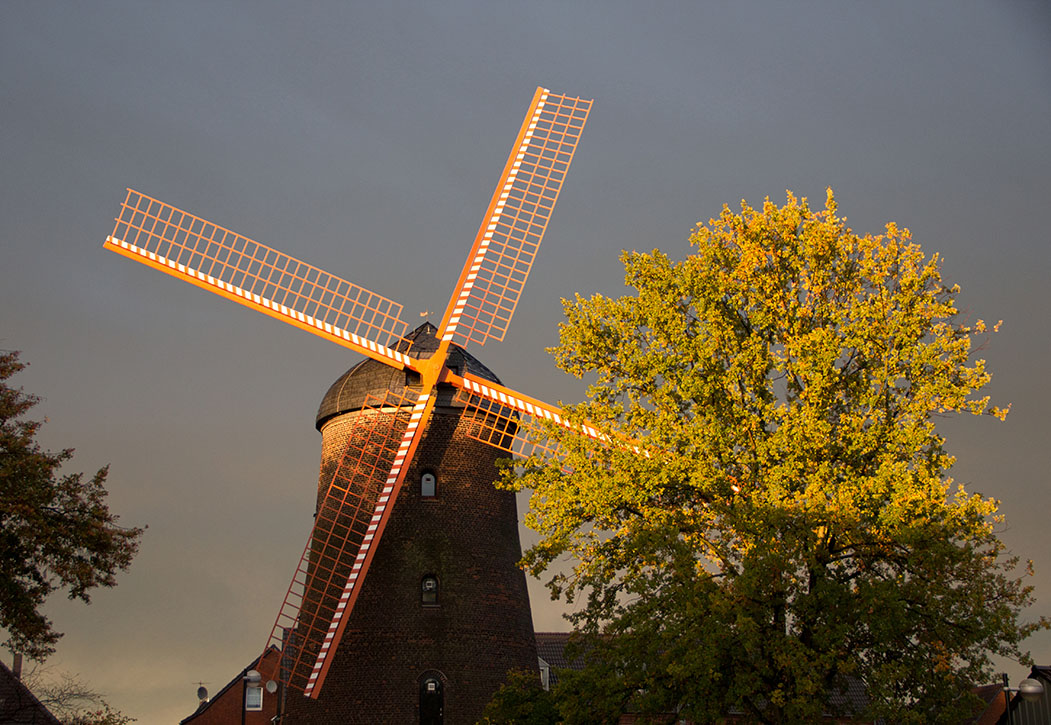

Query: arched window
[[421, 574, 439, 605], [420, 471, 437, 498]]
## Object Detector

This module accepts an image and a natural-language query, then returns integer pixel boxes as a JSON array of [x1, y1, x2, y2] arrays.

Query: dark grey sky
[[2, 2, 1048, 720]]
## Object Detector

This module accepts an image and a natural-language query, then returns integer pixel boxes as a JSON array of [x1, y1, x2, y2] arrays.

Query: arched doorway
[[419, 675, 444, 725]]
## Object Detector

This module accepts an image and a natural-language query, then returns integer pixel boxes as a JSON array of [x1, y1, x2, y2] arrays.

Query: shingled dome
[[315, 322, 501, 430]]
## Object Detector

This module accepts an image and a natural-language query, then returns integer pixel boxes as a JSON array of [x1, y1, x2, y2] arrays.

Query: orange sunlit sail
[[257, 389, 429, 695], [439, 88, 592, 348], [452, 372, 649, 462], [452, 372, 601, 458], [305, 386, 436, 697], [104, 189, 413, 368]]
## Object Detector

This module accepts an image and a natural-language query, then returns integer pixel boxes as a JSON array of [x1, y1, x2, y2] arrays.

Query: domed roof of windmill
[[315, 322, 502, 430]]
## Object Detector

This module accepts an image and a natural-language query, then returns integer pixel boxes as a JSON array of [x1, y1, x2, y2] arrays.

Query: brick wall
[[284, 397, 537, 724]]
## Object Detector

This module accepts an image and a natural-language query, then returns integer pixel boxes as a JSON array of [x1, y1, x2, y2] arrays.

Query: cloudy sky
[[2, 2, 1048, 720]]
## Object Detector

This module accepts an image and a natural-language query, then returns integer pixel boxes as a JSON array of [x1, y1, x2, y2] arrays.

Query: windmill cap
[[315, 322, 502, 430]]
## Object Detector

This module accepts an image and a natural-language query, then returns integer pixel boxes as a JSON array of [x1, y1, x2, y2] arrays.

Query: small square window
[[421, 575, 439, 605], [245, 686, 263, 711]]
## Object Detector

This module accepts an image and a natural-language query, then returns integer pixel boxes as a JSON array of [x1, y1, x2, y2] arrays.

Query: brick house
[[0, 657, 61, 725], [179, 648, 282, 725], [964, 666, 1051, 725]]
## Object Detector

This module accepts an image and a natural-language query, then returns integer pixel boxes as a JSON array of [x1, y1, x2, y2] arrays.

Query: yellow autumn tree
[[506, 191, 1046, 724]]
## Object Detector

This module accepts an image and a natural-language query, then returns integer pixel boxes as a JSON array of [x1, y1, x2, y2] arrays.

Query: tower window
[[421, 471, 437, 498], [421, 574, 439, 605]]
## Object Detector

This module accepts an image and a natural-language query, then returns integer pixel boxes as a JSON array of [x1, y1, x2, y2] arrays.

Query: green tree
[[0, 350, 143, 659], [507, 191, 1047, 724], [478, 669, 560, 725]]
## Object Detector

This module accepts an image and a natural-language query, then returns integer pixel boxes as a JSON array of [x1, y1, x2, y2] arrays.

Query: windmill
[[103, 87, 598, 715]]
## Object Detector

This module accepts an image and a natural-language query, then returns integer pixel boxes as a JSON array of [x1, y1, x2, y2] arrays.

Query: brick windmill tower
[[285, 323, 536, 723], [103, 87, 595, 723]]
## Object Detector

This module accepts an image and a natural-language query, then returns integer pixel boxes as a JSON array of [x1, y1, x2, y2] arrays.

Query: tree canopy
[[505, 191, 1046, 724], [0, 350, 143, 660], [478, 669, 560, 725]]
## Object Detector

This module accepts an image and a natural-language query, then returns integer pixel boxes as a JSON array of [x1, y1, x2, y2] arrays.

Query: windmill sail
[[104, 190, 414, 368], [258, 389, 424, 694], [452, 372, 616, 459], [439, 88, 592, 348]]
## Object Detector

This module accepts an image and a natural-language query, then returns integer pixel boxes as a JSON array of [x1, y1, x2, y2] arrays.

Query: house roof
[[535, 631, 574, 672], [535, 632, 598, 689], [824, 676, 870, 718], [963, 683, 1007, 725], [949, 666, 1051, 725], [180, 647, 279, 724], [0, 660, 62, 725]]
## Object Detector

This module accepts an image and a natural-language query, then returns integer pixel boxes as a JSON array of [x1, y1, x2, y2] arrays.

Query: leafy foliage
[[478, 669, 560, 725], [506, 191, 1047, 724], [65, 706, 135, 725], [0, 350, 143, 659]]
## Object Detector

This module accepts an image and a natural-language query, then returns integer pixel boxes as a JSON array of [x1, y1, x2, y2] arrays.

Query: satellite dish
[[266, 679, 278, 694], [196, 685, 208, 701]]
